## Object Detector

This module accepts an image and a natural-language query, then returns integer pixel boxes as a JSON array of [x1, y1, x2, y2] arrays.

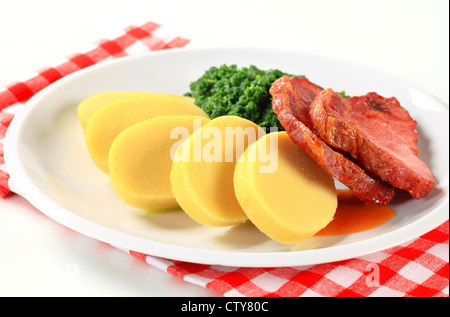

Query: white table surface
[[0, 0, 448, 297]]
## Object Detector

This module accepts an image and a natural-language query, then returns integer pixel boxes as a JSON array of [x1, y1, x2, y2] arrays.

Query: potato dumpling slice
[[109, 115, 210, 211], [78, 91, 178, 130], [171, 116, 266, 227], [84, 94, 208, 174], [234, 131, 337, 244]]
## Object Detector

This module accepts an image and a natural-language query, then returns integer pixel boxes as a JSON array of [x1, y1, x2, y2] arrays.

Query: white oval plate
[[4, 47, 449, 267]]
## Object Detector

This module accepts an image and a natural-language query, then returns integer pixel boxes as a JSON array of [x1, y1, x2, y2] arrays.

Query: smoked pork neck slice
[[308, 89, 436, 199], [270, 76, 395, 205]]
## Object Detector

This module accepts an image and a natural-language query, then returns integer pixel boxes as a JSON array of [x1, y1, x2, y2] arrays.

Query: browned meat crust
[[308, 89, 436, 199], [270, 76, 396, 204]]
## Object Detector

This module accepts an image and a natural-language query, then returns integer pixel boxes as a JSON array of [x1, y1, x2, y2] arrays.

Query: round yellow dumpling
[[234, 131, 337, 244], [84, 94, 207, 174], [108, 115, 209, 211], [170, 116, 266, 227]]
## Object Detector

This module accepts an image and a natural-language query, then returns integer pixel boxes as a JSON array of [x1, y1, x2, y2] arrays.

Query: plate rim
[[4, 46, 449, 267]]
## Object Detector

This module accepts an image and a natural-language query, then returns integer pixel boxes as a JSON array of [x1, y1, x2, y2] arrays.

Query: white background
[[0, 0, 448, 297]]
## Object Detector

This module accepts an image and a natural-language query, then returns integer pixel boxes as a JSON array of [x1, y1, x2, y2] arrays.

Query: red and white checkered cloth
[[0, 21, 448, 297]]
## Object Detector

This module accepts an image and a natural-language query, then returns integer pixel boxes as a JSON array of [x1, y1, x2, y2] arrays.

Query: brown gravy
[[315, 189, 396, 236]]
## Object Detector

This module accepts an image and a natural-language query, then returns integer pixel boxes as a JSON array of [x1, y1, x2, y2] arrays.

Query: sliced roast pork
[[285, 76, 324, 126], [308, 89, 435, 199], [270, 76, 396, 204]]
